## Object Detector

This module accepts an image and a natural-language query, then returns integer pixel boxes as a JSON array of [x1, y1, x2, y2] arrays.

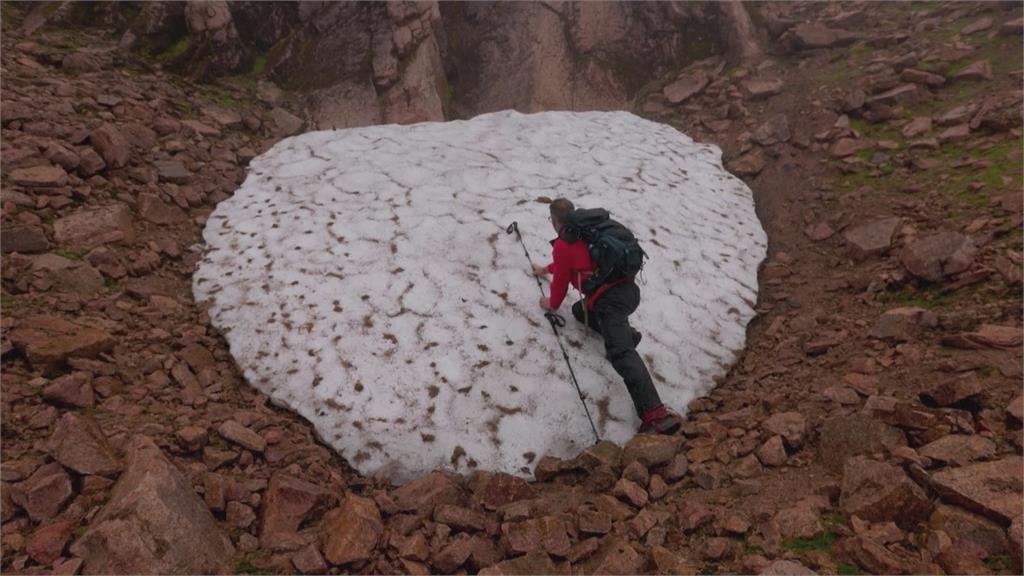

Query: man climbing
[[534, 198, 682, 435]]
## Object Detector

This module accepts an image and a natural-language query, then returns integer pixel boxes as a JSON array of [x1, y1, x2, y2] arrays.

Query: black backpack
[[561, 208, 648, 295]]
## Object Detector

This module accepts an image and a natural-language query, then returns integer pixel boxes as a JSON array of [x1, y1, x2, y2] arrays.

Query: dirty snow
[[193, 110, 766, 481]]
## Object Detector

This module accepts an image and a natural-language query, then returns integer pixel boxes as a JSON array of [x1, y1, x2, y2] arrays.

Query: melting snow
[[194, 110, 766, 481]]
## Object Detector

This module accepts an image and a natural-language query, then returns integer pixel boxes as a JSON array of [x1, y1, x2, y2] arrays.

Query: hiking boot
[[638, 405, 682, 435], [631, 328, 642, 347]]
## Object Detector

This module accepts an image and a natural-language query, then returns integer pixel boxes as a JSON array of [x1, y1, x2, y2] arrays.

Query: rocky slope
[[1, 1, 1022, 575]]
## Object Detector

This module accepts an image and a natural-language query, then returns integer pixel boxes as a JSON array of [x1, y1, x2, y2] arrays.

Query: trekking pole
[[506, 221, 601, 443]]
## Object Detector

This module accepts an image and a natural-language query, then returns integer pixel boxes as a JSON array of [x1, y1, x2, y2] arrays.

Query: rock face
[[70, 435, 235, 574], [900, 231, 977, 282], [89, 1, 753, 128]]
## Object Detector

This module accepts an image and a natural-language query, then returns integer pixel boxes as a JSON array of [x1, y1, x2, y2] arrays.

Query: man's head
[[549, 198, 575, 231]]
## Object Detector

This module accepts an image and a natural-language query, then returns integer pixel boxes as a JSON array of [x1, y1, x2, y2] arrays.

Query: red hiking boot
[[638, 405, 682, 435]]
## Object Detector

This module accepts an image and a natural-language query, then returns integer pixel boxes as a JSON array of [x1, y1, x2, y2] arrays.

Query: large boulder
[[69, 435, 235, 574], [931, 457, 1023, 525], [259, 474, 334, 551], [320, 494, 383, 566], [1, 225, 50, 254], [839, 456, 932, 528], [47, 412, 121, 477], [89, 124, 130, 169], [900, 231, 977, 282], [391, 471, 464, 513], [52, 204, 135, 250], [819, 415, 905, 472]]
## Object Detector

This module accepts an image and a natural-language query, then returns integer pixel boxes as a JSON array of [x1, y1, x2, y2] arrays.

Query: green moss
[[838, 562, 860, 575], [984, 555, 1012, 571], [879, 286, 955, 309], [235, 556, 272, 575], [54, 249, 83, 261], [782, 530, 836, 554], [249, 54, 267, 77], [200, 85, 244, 110], [160, 35, 192, 61]]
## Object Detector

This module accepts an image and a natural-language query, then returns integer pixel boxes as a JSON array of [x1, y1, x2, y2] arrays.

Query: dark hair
[[549, 198, 575, 225]]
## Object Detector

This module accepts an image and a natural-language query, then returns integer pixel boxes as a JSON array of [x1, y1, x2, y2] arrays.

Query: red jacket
[[546, 235, 631, 310]]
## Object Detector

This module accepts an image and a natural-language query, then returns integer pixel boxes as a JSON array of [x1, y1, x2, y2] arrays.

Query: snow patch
[[194, 110, 766, 481]]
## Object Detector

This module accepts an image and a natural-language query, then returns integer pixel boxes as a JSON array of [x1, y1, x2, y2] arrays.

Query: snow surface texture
[[194, 110, 766, 481]]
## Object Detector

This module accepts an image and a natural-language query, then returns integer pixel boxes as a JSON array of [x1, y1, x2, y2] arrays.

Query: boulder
[[741, 78, 783, 100], [268, 107, 304, 138], [138, 193, 188, 224], [866, 84, 920, 106], [47, 412, 121, 476], [9, 315, 115, 374], [663, 69, 709, 105], [8, 165, 68, 187], [470, 471, 535, 510], [783, 22, 858, 50], [621, 434, 680, 467], [89, 124, 130, 169], [52, 204, 135, 249], [901, 116, 932, 138], [819, 415, 905, 472], [830, 138, 870, 158], [869, 307, 938, 342], [842, 216, 901, 260], [756, 435, 788, 467], [900, 231, 977, 282], [392, 470, 464, 513], [839, 456, 932, 527], [576, 536, 645, 575], [951, 60, 993, 82], [941, 325, 1022, 350], [899, 68, 945, 87], [1, 225, 50, 254], [502, 516, 570, 557], [938, 124, 970, 144], [920, 372, 983, 407], [26, 519, 74, 565], [834, 535, 906, 574], [930, 504, 1010, 558], [11, 462, 73, 522], [931, 457, 1023, 524], [478, 551, 558, 575], [762, 411, 806, 449], [435, 504, 488, 532], [751, 113, 791, 146], [919, 435, 996, 467], [260, 474, 334, 551], [728, 149, 765, 177], [321, 495, 383, 566], [42, 373, 94, 408], [217, 420, 266, 452], [773, 501, 823, 540], [153, 160, 192, 184], [70, 436, 235, 574]]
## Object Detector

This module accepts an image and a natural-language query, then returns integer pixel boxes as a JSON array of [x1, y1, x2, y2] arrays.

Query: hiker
[[534, 198, 682, 435]]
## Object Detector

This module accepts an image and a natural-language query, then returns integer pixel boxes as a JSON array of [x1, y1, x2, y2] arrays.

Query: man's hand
[[538, 296, 551, 310], [532, 264, 549, 277]]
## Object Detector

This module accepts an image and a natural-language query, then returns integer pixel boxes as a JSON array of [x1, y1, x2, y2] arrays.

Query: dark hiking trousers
[[571, 282, 663, 415]]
